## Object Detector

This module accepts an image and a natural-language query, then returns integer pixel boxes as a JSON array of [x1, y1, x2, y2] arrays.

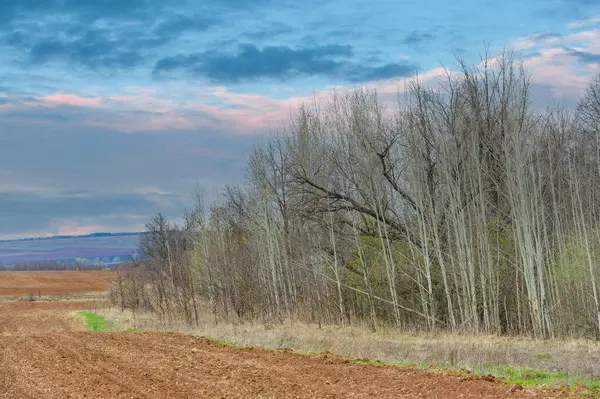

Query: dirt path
[[0, 331, 565, 399]]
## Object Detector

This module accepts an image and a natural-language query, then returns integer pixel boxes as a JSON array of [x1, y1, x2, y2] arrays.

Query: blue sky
[[0, 0, 599, 239]]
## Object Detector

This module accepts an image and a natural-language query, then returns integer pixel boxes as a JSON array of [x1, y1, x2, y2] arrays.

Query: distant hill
[[0, 232, 142, 266], [0, 232, 142, 243]]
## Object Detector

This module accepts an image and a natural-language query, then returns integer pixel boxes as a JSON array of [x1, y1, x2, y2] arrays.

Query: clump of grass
[[77, 311, 112, 332], [535, 353, 553, 360]]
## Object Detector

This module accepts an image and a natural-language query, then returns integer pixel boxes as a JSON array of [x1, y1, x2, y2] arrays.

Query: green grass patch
[[77, 311, 112, 332], [476, 365, 600, 396]]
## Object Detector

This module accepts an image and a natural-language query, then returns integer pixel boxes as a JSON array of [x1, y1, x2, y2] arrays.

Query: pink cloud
[[568, 16, 600, 29], [54, 223, 106, 236], [193, 93, 311, 132], [41, 94, 105, 107], [463, 28, 600, 101], [39, 94, 135, 108], [524, 48, 590, 96], [372, 66, 454, 96], [86, 111, 211, 133], [46, 215, 148, 238], [511, 34, 563, 50], [195, 71, 456, 131]]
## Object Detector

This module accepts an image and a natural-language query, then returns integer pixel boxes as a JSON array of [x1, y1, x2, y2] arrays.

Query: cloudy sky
[[0, 0, 599, 239]]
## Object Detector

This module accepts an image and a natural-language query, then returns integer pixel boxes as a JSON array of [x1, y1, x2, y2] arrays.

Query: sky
[[0, 0, 600, 239]]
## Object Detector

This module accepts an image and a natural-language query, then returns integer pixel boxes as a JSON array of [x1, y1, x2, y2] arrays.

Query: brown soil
[[0, 331, 567, 399], [0, 301, 99, 335], [0, 271, 116, 296], [0, 284, 573, 398]]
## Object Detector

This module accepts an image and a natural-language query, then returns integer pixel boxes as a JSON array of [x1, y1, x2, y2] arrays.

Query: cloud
[[0, 192, 162, 218], [0, 107, 253, 238], [0, 102, 253, 192], [0, 0, 168, 23], [1, 89, 307, 135], [403, 30, 436, 45], [154, 44, 353, 81], [500, 26, 600, 100], [7, 16, 222, 72], [40, 94, 121, 107], [533, 32, 563, 41], [347, 63, 417, 82], [0, 92, 225, 133], [243, 22, 293, 40], [50, 222, 109, 237], [511, 32, 562, 50], [567, 16, 600, 29], [149, 15, 220, 45], [1, 4, 222, 74], [60, 0, 166, 20], [510, 30, 600, 50], [26, 29, 144, 70], [0, 191, 175, 236], [565, 48, 600, 64], [154, 43, 416, 83], [522, 47, 592, 99]]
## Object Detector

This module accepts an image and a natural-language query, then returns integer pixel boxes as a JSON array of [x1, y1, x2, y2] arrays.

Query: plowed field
[[0, 301, 99, 334], [0, 332, 562, 399], [0, 271, 116, 296], [0, 272, 571, 398]]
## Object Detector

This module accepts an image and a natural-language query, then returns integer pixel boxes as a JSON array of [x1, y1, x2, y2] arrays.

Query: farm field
[[0, 272, 578, 398], [0, 270, 116, 297]]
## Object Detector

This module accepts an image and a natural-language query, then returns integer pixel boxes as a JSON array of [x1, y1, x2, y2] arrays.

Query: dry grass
[[99, 306, 600, 380]]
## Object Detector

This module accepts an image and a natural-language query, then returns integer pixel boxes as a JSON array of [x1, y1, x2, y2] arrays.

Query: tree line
[[0, 261, 106, 271], [112, 52, 600, 339]]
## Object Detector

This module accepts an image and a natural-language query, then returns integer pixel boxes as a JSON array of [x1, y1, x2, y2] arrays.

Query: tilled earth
[[0, 301, 98, 334], [0, 271, 116, 297], [0, 302, 571, 398], [1, 334, 566, 399]]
